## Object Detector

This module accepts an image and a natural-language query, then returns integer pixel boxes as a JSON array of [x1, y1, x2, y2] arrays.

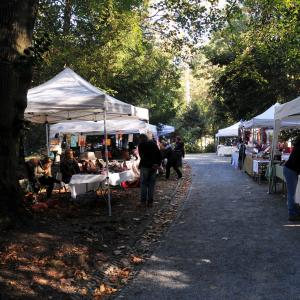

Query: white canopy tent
[[49, 119, 157, 138], [272, 96, 300, 153], [25, 68, 149, 216], [243, 103, 280, 129], [216, 121, 241, 137], [157, 124, 175, 136], [25, 68, 148, 123]]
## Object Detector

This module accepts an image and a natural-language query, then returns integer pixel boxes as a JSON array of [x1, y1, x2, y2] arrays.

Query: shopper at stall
[[138, 134, 162, 208], [60, 149, 81, 183], [284, 137, 300, 221], [174, 136, 185, 167], [238, 139, 246, 170], [164, 143, 182, 180]]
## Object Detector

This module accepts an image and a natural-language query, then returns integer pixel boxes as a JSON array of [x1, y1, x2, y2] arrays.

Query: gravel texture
[[117, 153, 300, 300]]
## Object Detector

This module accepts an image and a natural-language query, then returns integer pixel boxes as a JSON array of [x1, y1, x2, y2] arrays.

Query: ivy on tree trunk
[[0, 0, 38, 225]]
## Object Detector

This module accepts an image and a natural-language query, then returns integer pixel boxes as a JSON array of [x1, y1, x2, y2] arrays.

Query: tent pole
[[104, 102, 111, 217], [45, 123, 50, 157]]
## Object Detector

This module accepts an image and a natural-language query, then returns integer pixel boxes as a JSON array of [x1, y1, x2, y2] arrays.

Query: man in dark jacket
[[164, 145, 182, 180], [284, 137, 300, 221], [138, 134, 162, 207]]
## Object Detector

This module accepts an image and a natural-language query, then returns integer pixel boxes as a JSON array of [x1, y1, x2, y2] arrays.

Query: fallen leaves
[[0, 163, 191, 300], [130, 255, 144, 265], [93, 283, 117, 299]]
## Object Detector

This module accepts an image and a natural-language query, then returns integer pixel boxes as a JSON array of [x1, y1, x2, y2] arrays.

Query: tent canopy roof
[[243, 103, 280, 128], [50, 119, 157, 138], [25, 68, 148, 123], [275, 96, 300, 126], [216, 121, 241, 137], [157, 124, 175, 136]]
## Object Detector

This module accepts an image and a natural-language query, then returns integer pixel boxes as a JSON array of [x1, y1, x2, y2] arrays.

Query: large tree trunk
[[0, 1, 38, 226]]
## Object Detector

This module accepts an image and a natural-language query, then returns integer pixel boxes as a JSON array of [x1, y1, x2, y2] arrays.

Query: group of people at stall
[[24, 134, 185, 208]]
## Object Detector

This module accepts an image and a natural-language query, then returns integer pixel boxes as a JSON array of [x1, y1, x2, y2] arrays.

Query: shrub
[[204, 143, 216, 153], [185, 142, 202, 153]]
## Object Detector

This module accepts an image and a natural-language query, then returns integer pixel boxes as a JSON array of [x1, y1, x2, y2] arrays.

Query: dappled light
[[0, 164, 191, 299], [1, 0, 300, 299]]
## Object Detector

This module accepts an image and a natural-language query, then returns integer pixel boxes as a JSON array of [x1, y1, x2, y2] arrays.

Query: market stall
[[269, 96, 300, 195], [241, 104, 280, 178], [25, 68, 149, 216], [216, 121, 241, 156]]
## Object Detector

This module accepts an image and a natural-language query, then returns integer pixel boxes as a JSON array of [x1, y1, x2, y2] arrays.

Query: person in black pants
[[164, 145, 182, 180], [284, 137, 300, 221], [138, 134, 162, 207]]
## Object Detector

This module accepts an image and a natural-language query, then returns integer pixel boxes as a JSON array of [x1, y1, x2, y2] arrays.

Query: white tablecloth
[[69, 174, 106, 199], [109, 170, 135, 186], [281, 153, 290, 161], [231, 152, 239, 169], [252, 160, 269, 174], [217, 145, 237, 156], [69, 171, 135, 199]]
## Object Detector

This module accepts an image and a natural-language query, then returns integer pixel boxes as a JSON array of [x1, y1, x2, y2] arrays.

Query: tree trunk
[[63, 0, 72, 35], [0, 1, 38, 225]]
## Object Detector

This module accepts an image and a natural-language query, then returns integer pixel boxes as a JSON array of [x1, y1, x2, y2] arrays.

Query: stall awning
[[25, 68, 149, 123], [243, 103, 280, 129], [158, 124, 175, 136], [216, 121, 241, 137], [49, 119, 157, 138], [275, 96, 300, 126]]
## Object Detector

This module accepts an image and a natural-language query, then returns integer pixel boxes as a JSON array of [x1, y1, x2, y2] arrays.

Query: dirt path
[[0, 164, 191, 300], [117, 153, 300, 300]]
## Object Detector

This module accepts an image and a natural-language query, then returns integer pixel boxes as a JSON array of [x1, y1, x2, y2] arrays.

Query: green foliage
[[203, 0, 300, 129], [204, 143, 216, 153], [171, 101, 208, 150], [32, 0, 183, 126], [185, 142, 202, 154]]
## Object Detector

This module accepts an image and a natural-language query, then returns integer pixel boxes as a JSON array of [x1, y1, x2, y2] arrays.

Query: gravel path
[[117, 153, 300, 300]]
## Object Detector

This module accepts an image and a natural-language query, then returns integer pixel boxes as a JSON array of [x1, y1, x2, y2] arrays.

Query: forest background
[[25, 0, 300, 153]]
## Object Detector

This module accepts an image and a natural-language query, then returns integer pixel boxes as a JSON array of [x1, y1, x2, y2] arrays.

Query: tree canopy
[[201, 0, 300, 130]]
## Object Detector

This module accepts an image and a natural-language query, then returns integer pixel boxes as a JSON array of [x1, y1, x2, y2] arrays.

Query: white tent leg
[[104, 105, 111, 216], [46, 123, 50, 157]]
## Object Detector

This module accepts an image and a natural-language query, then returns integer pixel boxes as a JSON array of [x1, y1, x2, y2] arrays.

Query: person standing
[[238, 138, 246, 170], [138, 134, 162, 208], [164, 143, 182, 180], [60, 149, 80, 183], [283, 138, 300, 221], [174, 136, 185, 168]]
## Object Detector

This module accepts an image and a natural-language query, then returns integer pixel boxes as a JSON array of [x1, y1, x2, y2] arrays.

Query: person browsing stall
[[164, 142, 182, 180], [138, 134, 162, 208], [284, 137, 300, 221], [60, 149, 80, 183]]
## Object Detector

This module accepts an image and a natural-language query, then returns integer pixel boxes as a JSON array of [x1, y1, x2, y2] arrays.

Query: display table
[[281, 153, 290, 161], [231, 152, 239, 169], [243, 155, 253, 176], [69, 171, 135, 199], [217, 145, 237, 156], [252, 159, 269, 184], [69, 174, 106, 199], [109, 170, 135, 186], [274, 164, 300, 204]]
